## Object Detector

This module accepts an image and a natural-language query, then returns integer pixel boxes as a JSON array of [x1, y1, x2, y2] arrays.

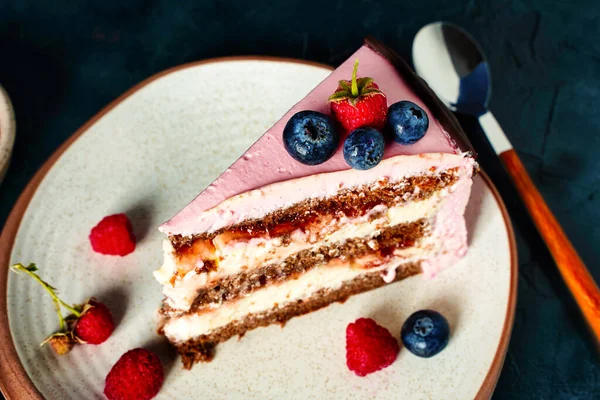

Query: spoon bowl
[[413, 22, 491, 116]]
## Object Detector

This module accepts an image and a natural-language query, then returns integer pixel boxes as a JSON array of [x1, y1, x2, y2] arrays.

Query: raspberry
[[346, 318, 399, 376], [89, 213, 136, 256], [104, 348, 164, 400], [74, 299, 114, 344]]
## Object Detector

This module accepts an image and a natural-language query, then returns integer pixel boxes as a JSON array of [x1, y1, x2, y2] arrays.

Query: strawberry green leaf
[[356, 77, 374, 90], [328, 90, 353, 102], [338, 80, 351, 92], [361, 88, 385, 97], [328, 59, 384, 106], [24, 263, 38, 272]]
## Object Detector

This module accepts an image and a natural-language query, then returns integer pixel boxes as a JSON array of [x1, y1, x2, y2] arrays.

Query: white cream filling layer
[[215, 189, 448, 274], [162, 254, 423, 343], [154, 189, 449, 311]]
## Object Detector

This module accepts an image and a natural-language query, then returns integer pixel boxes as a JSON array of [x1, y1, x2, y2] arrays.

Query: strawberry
[[328, 59, 387, 133], [11, 263, 115, 354]]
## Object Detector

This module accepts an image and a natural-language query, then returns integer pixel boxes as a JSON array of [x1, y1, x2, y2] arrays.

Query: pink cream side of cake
[[160, 45, 462, 237], [421, 172, 473, 277]]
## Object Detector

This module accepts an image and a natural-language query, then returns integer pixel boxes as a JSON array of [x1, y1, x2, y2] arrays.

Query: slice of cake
[[154, 38, 476, 369]]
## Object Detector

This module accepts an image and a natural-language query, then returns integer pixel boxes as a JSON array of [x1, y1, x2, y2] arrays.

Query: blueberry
[[343, 127, 385, 170], [386, 101, 429, 145], [283, 111, 340, 165], [401, 310, 449, 358]]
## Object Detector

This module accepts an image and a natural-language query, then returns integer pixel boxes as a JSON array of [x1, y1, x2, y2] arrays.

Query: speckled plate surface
[[0, 58, 516, 400]]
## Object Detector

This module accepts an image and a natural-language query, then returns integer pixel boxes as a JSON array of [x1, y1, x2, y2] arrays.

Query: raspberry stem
[[11, 263, 82, 331], [351, 59, 359, 97]]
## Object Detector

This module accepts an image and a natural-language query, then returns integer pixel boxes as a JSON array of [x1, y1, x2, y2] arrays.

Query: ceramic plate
[[0, 58, 516, 400]]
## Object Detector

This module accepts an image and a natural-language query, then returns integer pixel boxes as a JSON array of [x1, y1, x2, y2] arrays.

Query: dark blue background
[[1, 1, 599, 398]]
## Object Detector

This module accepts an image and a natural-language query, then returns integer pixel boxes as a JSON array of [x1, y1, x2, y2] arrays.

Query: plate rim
[[0, 56, 517, 400]]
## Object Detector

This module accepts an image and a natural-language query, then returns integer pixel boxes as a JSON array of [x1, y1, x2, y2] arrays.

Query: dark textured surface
[[0, 0, 599, 398]]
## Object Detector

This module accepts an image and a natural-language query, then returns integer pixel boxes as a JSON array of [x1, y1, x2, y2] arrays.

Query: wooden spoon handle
[[499, 149, 600, 342]]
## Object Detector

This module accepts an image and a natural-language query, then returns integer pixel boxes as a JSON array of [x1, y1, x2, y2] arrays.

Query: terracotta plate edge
[[0, 56, 518, 400], [474, 170, 518, 400]]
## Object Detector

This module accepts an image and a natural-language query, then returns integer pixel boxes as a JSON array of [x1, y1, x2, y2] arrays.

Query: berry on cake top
[[343, 126, 385, 170], [328, 59, 387, 132], [281, 58, 433, 170], [282, 111, 340, 165]]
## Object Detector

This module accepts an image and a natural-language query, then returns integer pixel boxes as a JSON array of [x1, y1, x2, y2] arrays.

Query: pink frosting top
[[160, 45, 460, 236]]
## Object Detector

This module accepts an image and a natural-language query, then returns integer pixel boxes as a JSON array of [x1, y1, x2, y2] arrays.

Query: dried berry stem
[[10, 263, 82, 331]]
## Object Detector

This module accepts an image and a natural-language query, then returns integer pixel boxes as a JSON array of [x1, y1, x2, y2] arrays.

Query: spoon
[[412, 21, 600, 344]]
